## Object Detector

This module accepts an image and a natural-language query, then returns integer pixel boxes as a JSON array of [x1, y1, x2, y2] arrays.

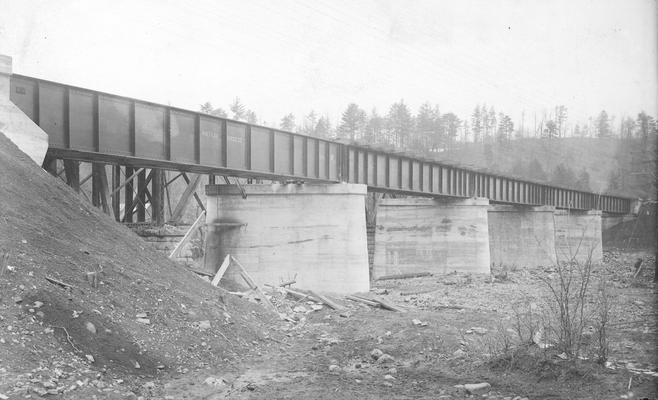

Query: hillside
[[439, 137, 656, 199], [0, 131, 275, 398]]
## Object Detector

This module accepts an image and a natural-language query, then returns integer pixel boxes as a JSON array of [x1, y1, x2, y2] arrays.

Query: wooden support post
[[137, 168, 147, 222], [151, 169, 165, 226], [111, 165, 121, 221], [124, 166, 134, 223], [169, 173, 202, 223], [92, 163, 111, 215], [63, 160, 80, 192], [91, 163, 101, 208], [122, 171, 154, 223]]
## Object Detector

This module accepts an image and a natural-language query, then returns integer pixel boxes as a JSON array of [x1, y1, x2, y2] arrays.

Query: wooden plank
[[375, 272, 431, 281], [170, 173, 202, 223], [211, 254, 231, 286], [345, 295, 378, 307], [308, 290, 345, 310], [168, 210, 206, 258], [282, 288, 317, 302], [230, 256, 277, 313], [351, 295, 405, 312]]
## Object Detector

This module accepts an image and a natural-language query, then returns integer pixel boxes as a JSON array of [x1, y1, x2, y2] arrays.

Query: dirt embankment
[[0, 131, 276, 398]]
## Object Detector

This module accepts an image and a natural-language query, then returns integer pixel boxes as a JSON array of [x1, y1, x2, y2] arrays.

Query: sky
[[0, 0, 656, 131]]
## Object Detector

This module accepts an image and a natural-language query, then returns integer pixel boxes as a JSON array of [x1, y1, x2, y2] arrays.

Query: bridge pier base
[[487, 205, 557, 268], [372, 197, 491, 278], [204, 183, 370, 294], [554, 210, 603, 264]]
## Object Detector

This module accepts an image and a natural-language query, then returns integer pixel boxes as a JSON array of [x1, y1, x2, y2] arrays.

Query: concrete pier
[[373, 197, 491, 278], [488, 205, 557, 268], [204, 183, 369, 294], [554, 210, 603, 264]]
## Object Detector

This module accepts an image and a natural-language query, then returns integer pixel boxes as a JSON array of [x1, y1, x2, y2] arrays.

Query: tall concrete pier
[[554, 210, 603, 264], [487, 205, 557, 268], [204, 183, 370, 294], [372, 197, 491, 278]]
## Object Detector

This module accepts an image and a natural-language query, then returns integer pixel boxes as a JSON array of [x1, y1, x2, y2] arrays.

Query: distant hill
[[437, 137, 656, 199]]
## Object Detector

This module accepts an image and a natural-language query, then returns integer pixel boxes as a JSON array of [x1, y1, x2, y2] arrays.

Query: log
[[376, 272, 431, 281]]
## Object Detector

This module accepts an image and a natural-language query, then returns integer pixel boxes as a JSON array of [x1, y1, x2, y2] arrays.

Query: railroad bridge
[[0, 54, 636, 293]]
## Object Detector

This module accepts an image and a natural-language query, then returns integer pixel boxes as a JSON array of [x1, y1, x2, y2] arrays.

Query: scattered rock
[[85, 354, 95, 363], [370, 349, 384, 360], [412, 319, 428, 327], [293, 305, 308, 313], [463, 382, 491, 394], [136, 318, 151, 325], [388, 368, 397, 374], [135, 312, 148, 318], [197, 320, 211, 331], [377, 354, 394, 364], [33, 301, 43, 308], [310, 305, 323, 311], [383, 374, 395, 380], [85, 321, 97, 334], [203, 377, 227, 387], [328, 364, 340, 372], [453, 349, 466, 357]]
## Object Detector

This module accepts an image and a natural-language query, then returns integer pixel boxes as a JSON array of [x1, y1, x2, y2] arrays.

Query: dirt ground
[[0, 131, 656, 399]]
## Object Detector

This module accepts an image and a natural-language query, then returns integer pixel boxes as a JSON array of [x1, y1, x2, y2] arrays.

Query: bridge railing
[[8, 73, 632, 214]]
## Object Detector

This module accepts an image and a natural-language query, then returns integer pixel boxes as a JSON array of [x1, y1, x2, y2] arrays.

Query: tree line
[[199, 99, 657, 153]]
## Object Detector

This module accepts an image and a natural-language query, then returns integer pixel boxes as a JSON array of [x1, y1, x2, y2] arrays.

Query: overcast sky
[[0, 0, 656, 130]]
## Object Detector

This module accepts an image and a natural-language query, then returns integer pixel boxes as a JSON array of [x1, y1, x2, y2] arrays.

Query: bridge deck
[[8, 74, 632, 214]]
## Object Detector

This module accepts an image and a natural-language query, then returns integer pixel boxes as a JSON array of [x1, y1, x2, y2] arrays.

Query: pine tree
[[338, 103, 367, 141], [386, 100, 414, 148], [230, 98, 246, 121], [280, 113, 296, 131]]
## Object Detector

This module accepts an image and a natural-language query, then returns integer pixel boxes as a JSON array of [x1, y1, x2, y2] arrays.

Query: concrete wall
[[373, 197, 491, 278], [205, 183, 369, 294], [0, 55, 48, 166], [488, 205, 557, 268], [554, 210, 603, 264]]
